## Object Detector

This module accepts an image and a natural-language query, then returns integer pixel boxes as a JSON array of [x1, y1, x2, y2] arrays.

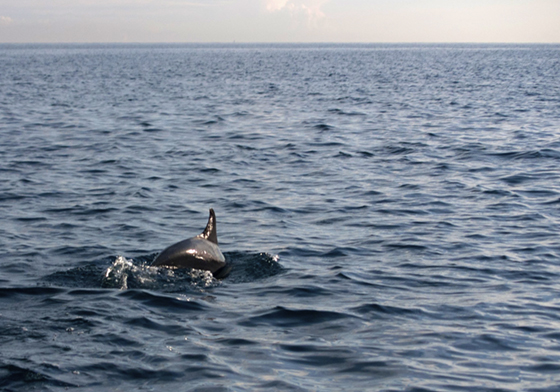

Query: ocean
[[1, 43, 560, 391]]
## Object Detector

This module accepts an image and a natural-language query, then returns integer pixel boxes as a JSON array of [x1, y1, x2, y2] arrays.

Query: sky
[[0, 0, 559, 43]]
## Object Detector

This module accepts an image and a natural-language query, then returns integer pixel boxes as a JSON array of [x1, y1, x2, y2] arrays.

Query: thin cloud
[[0, 16, 13, 25], [266, 0, 328, 23]]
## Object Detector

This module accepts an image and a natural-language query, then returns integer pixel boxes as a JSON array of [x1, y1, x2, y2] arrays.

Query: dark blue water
[[1, 43, 560, 391]]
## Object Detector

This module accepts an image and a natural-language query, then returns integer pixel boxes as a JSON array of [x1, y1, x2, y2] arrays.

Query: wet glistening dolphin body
[[151, 209, 231, 278]]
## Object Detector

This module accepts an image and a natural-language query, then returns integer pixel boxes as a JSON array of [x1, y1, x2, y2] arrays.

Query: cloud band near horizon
[[0, 0, 558, 43]]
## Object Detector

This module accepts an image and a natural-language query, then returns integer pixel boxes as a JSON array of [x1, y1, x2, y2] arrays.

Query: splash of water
[[101, 256, 218, 291]]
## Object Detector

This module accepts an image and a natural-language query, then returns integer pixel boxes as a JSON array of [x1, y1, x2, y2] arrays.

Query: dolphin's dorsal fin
[[200, 208, 218, 244]]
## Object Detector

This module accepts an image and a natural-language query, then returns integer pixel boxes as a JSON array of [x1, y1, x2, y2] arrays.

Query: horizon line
[[1, 41, 559, 45]]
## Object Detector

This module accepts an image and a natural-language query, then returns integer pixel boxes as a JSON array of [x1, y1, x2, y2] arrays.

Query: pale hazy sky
[[1, 0, 559, 43]]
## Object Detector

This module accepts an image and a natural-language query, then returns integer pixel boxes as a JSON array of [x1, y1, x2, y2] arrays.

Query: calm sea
[[1, 43, 560, 391]]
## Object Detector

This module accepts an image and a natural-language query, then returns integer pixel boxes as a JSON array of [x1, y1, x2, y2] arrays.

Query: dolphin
[[151, 209, 231, 278]]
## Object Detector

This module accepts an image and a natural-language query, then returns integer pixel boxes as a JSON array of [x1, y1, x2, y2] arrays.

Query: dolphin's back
[[152, 237, 226, 272], [151, 209, 228, 275]]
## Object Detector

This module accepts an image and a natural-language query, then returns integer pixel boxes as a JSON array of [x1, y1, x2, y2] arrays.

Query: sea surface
[[1, 43, 560, 391]]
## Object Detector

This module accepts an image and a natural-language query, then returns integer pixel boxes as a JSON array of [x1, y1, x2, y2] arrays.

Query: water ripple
[[1, 43, 560, 391]]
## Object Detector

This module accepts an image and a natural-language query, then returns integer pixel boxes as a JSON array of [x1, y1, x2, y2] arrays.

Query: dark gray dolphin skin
[[151, 209, 231, 278]]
